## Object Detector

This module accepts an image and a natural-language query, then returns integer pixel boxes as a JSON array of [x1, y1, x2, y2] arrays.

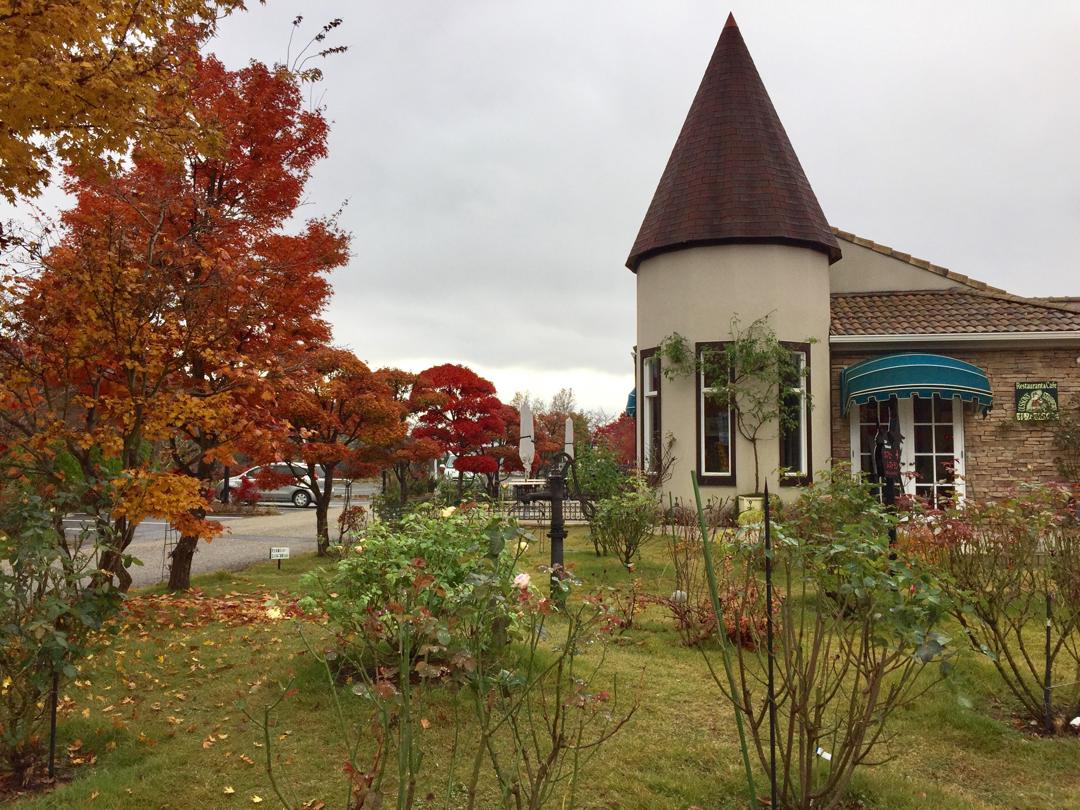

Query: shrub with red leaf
[[232, 476, 262, 506]]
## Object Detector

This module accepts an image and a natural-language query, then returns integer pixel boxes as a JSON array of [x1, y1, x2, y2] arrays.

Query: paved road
[[64, 503, 347, 589]]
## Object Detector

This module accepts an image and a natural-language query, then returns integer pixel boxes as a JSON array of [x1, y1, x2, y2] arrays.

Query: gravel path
[[126, 504, 344, 588]]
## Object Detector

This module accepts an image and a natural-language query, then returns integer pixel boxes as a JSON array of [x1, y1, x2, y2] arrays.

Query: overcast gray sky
[[28, 2, 1080, 412]]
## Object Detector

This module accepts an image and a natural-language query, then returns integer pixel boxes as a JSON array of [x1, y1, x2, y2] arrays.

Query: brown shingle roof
[[627, 14, 840, 271], [831, 228, 1008, 294], [831, 289, 1080, 337]]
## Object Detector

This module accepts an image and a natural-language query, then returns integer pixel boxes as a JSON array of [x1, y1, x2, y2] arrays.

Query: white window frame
[[780, 350, 809, 480], [642, 354, 660, 470], [848, 395, 966, 503], [698, 347, 734, 479]]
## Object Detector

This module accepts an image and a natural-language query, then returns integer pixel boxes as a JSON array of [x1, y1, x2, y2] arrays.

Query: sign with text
[[1014, 381, 1059, 422], [269, 547, 290, 560]]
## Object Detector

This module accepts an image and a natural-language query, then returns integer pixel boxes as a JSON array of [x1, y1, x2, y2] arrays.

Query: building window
[[848, 394, 966, 505], [640, 350, 661, 471], [779, 346, 810, 484], [696, 343, 735, 484], [912, 396, 959, 508]]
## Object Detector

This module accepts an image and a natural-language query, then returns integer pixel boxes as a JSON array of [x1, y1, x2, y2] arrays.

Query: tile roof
[[831, 228, 1008, 294], [627, 14, 840, 271], [831, 289, 1080, 337]]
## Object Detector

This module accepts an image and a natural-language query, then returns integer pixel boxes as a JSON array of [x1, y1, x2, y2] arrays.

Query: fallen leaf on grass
[[223, 786, 236, 795], [251, 796, 263, 804]]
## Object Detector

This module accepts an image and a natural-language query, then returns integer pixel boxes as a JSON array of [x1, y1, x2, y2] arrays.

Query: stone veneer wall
[[830, 347, 1080, 500]]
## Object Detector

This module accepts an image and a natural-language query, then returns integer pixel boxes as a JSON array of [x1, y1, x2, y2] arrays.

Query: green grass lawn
[[13, 528, 1080, 810]]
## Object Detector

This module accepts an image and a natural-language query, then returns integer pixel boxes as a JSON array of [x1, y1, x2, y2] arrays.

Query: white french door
[[849, 395, 966, 506]]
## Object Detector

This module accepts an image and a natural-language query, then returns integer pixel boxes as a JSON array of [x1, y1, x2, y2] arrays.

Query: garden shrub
[[923, 483, 1080, 733], [700, 467, 955, 810], [657, 518, 777, 648], [0, 489, 123, 785], [300, 505, 530, 672], [668, 496, 735, 530], [588, 483, 659, 567], [336, 503, 368, 537], [264, 579, 633, 810], [465, 595, 636, 808], [573, 442, 630, 502], [431, 474, 489, 507], [274, 510, 634, 810], [232, 475, 261, 506]]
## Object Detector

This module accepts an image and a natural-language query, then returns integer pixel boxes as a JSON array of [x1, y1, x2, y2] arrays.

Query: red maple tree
[[412, 364, 505, 498], [594, 413, 636, 466]]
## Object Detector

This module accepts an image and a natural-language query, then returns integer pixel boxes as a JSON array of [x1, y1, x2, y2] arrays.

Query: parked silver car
[[219, 463, 324, 508]]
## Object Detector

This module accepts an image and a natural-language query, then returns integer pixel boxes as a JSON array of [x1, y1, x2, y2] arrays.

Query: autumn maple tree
[[278, 347, 404, 555], [372, 368, 445, 507], [594, 413, 636, 466], [412, 364, 506, 498], [0, 0, 250, 201], [474, 403, 526, 497], [0, 54, 348, 591]]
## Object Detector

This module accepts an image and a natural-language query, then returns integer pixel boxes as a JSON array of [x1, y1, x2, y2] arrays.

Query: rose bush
[[300, 505, 533, 672]]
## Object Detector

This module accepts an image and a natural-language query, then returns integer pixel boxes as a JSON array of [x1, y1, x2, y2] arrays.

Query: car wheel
[[292, 490, 312, 508]]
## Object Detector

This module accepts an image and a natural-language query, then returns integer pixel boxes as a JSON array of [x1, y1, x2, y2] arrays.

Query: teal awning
[[840, 353, 992, 415]]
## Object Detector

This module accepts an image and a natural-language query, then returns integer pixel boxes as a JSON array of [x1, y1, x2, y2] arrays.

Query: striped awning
[[840, 353, 993, 415]]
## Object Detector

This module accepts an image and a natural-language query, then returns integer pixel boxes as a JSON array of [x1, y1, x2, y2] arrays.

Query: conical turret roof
[[627, 13, 840, 271]]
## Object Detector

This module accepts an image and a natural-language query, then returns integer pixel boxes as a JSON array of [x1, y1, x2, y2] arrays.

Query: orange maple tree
[[0, 54, 348, 590], [372, 368, 445, 508], [278, 347, 405, 555]]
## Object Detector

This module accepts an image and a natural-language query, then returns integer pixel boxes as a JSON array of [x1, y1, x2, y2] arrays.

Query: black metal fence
[[501, 499, 590, 524]]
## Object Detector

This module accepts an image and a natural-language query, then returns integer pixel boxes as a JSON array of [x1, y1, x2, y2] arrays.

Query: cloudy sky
[[24, 2, 1080, 412]]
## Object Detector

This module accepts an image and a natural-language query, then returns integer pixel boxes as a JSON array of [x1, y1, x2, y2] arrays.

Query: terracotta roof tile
[[831, 289, 1080, 336], [627, 14, 839, 271]]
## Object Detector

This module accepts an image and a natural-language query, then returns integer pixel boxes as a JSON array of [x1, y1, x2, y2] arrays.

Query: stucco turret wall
[[636, 243, 832, 505]]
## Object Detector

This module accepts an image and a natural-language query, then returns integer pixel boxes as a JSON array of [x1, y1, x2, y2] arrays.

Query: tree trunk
[[98, 548, 133, 592], [314, 465, 334, 556], [93, 515, 136, 592], [316, 507, 330, 556], [456, 469, 464, 500], [167, 534, 199, 591], [168, 458, 213, 590], [396, 464, 409, 507]]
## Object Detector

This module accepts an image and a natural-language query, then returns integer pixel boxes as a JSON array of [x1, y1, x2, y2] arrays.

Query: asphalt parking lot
[[63, 503, 346, 589]]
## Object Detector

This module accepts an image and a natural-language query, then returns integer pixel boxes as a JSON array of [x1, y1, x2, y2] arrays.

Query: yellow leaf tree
[[0, 0, 249, 200]]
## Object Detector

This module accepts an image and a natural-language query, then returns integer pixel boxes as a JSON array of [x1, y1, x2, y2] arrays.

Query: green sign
[[1014, 381, 1059, 422]]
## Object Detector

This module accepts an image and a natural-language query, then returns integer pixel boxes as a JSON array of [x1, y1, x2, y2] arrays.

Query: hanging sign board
[[269, 547, 290, 560], [1014, 381, 1059, 422]]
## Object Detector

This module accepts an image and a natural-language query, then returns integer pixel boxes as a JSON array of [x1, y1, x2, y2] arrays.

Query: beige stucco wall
[[829, 239, 957, 294], [636, 243, 832, 506]]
